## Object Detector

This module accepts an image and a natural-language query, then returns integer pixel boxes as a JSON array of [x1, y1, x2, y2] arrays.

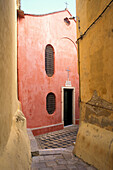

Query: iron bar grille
[[46, 93, 56, 114], [64, 17, 70, 26], [45, 45, 54, 77]]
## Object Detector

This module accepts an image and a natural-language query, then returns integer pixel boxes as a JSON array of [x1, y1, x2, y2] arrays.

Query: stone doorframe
[[61, 87, 75, 125]]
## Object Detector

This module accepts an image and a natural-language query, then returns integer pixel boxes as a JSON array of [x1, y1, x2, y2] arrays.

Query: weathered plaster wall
[[16, 0, 21, 9], [18, 10, 79, 135], [74, 0, 113, 170], [0, 0, 31, 169]]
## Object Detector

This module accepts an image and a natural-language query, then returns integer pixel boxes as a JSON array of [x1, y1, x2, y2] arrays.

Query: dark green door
[[64, 89, 72, 126]]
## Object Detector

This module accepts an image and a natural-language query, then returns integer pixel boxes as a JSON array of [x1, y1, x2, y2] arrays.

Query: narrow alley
[[28, 126, 97, 170]]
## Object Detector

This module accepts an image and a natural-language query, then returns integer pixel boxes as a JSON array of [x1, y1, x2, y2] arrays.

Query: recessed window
[[46, 93, 56, 114], [64, 17, 70, 26], [45, 44, 54, 77]]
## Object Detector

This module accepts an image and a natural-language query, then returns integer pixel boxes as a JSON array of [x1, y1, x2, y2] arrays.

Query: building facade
[[17, 10, 79, 135], [74, 1, 113, 170]]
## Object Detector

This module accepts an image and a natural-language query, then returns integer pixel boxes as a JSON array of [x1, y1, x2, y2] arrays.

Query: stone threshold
[[27, 128, 75, 158], [31, 148, 67, 157]]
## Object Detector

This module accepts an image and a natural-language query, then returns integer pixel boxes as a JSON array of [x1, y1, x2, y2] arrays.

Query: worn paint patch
[[87, 91, 113, 110], [84, 91, 113, 131]]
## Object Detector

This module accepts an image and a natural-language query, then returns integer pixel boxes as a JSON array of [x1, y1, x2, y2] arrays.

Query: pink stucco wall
[[17, 10, 79, 135]]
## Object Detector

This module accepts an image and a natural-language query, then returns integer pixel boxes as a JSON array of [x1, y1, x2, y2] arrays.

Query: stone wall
[[74, 1, 113, 170]]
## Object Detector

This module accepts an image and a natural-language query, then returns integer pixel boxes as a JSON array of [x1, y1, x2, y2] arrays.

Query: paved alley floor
[[31, 147, 97, 170], [28, 125, 97, 170], [35, 125, 78, 149]]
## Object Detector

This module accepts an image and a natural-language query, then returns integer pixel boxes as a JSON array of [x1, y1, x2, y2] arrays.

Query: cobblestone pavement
[[31, 147, 97, 170], [35, 125, 78, 149], [28, 126, 97, 170]]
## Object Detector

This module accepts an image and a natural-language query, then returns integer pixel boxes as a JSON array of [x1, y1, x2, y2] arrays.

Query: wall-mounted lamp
[[69, 16, 80, 21]]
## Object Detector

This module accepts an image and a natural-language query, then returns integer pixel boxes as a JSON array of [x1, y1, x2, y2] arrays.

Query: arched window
[[45, 44, 54, 77], [46, 93, 56, 114]]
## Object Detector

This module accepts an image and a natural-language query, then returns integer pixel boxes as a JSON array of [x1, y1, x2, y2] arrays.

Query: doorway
[[62, 87, 75, 126], [64, 89, 72, 126]]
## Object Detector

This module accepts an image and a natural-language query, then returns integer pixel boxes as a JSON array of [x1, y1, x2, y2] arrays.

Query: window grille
[[45, 45, 54, 77], [46, 93, 55, 114], [64, 17, 70, 26]]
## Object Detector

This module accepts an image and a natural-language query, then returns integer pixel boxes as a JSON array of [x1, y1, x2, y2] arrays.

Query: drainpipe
[[77, 40, 81, 107]]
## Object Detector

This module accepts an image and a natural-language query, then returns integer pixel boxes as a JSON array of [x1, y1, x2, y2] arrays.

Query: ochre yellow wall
[[74, 1, 113, 170], [16, 0, 21, 9], [0, 0, 31, 169]]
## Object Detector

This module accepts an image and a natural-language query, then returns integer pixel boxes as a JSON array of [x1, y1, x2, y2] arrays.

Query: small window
[[46, 93, 56, 114], [45, 44, 54, 77], [64, 17, 70, 26]]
